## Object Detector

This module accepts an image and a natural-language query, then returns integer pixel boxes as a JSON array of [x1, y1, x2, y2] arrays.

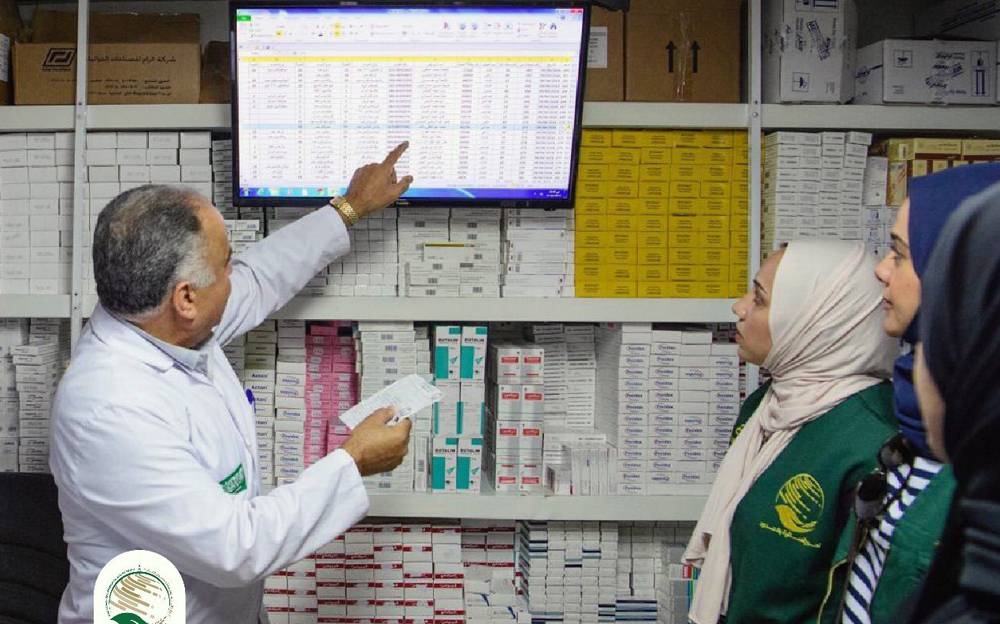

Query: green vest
[[722, 381, 896, 624], [817, 449, 956, 623]]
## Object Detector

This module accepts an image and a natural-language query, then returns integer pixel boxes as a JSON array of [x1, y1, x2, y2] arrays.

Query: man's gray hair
[[93, 185, 216, 320]]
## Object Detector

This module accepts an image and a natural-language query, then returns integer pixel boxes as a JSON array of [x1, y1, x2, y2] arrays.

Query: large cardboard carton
[[585, 8, 624, 101], [763, 0, 858, 103], [855, 39, 996, 105], [14, 10, 201, 105], [625, 0, 741, 103], [0, 0, 23, 105]]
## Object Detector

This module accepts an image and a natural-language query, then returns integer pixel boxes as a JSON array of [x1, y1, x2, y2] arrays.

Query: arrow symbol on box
[[691, 41, 701, 73], [666, 41, 676, 73]]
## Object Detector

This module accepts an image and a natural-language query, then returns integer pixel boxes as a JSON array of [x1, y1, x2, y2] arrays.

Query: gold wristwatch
[[330, 196, 360, 227]]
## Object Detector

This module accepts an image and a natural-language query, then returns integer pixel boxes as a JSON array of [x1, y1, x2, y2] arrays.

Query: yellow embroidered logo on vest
[[758, 473, 824, 549]]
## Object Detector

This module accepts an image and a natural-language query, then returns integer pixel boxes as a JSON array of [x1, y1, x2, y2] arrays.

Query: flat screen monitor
[[230, 1, 590, 208]]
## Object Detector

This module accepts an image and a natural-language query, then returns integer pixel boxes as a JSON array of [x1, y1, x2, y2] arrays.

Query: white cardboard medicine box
[[855, 39, 996, 105]]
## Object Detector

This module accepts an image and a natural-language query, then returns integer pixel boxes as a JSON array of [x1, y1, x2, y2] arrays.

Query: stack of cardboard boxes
[[11, 318, 68, 473], [357, 322, 430, 492], [575, 130, 749, 299], [875, 137, 1000, 208], [762, 130, 873, 252], [0, 132, 74, 295], [245, 322, 279, 487], [502, 209, 575, 298], [0, 319, 27, 472], [518, 521, 619, 624], [429, 325, 487, 494], [486, 342, 545, 495]]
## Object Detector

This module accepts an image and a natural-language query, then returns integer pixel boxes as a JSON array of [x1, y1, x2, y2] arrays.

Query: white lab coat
[[49, 205, 369, 624]]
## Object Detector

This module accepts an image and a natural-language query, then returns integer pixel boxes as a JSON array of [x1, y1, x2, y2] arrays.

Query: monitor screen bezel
[[229, 0, 591, 209]]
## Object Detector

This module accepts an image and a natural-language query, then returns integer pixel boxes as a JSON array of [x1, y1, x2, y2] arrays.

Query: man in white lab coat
[[49, 143, 416, 623]]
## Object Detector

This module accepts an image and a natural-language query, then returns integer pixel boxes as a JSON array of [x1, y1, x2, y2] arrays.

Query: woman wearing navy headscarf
[[909, 181, 1000, 622], [822, 163, 1000, 624]]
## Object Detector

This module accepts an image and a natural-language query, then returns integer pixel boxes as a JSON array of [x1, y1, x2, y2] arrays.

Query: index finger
[[382, 141, 409, 167]]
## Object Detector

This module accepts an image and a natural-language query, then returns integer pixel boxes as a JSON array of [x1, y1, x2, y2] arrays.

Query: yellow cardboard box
[[606, 247, 638, 264], [669, 231, 698, 247], [576, 198, 607, 215], [606, 265, 637, 281], [638, 182, 670, 199], [635, 198, 669, 215], [669, 265, 697, 281], [581, 130, 613, 147], [609, 182, 639, 198], [699, 265, 730, 281], [607, 231, 638, 248], [671, 181, 701, 198], [698, 282, 728, 298], [638, 282, 670, 297], [670, 198, 706, 214], [576, 250, 603, 265], [668, 215, 699, 231], [667, 282, 699, 298], [611, 149, 642, 165], [606, 282, 638, 297], [608, 215, 640, 231], [668, 248, 698, 265], [703, 198, 729, 215], [577, 215, 606, 231], [670, 164, 700, 180], [576, 232, 606, 248], [576, 281, 603, 297], [731, 164, 749, 182], [638, 247, 668, 265], [576, 180, 608, 197], [701, 215, 730, 231], [701, 182, 731, 199], [579, 164, 611, 181], [640, 147, 672, 163], [575, 264, 602, 280], [639, 266, 669, 282], [579, 148, 612, 164], [612, 130, 645, 147], [610, 165, 639, 181], [639, 232, 669, 248], [639, 164, 671, 181], [702, 248, 731, 265], [606, 198, 638, 215], [704, 165, 731, 180], [729, 282, 745, 297], [640, 132, 675, 147], [638, 216, 667, 231], [701, 231, 730, 248], [704, 150, 735, 166]]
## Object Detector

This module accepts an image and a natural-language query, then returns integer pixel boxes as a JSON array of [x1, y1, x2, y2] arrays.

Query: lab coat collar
[[88, 305, 188, 374], [122, 321, 212, 376]]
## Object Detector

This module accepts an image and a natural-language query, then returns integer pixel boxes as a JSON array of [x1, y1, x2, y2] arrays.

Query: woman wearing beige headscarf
[[684, 240, 899, 624]]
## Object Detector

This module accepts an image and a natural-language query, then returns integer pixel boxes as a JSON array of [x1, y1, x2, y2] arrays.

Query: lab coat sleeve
[[215, 205, 350, 346], [58, 403, 369, 588]]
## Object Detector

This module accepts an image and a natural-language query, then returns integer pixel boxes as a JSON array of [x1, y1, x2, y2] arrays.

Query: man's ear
[[171, 281, 197, 321]]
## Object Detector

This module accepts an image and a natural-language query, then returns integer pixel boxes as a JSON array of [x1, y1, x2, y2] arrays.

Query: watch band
[[330, 196, 360, 227]]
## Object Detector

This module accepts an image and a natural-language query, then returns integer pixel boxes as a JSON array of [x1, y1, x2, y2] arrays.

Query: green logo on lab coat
[[219, 464, 247, 494]]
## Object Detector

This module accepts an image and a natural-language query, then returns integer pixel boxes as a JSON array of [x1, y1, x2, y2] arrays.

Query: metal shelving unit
[[0, 295, 72, 319], [366, 491, 710, 521], [762, 104, 1000, 132]]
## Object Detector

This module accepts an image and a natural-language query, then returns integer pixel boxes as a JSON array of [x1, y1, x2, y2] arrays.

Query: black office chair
[[0, 472, 69, 624]]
